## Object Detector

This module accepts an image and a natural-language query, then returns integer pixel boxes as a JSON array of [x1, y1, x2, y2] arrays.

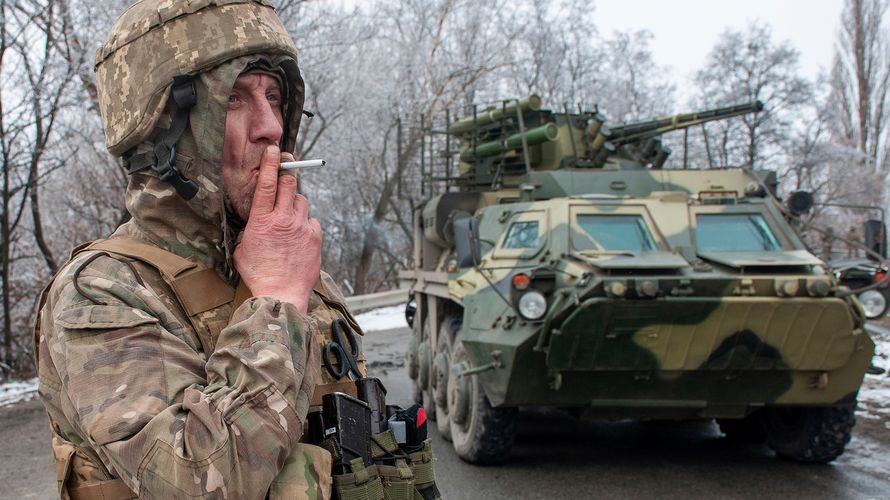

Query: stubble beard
[[222, 172, 256, 224], [222, 153, 263, 224]]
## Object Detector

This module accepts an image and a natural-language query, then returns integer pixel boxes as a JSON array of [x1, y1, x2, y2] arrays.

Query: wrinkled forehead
[[231, 70, 284, 94]]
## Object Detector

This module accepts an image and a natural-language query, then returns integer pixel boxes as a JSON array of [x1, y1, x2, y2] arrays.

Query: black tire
[[411, 379, 423, 404], [448, 340, 517, 464], [433, 319, 457, 442], [717, 413, 766, 443], [760, 404, 856, 463]]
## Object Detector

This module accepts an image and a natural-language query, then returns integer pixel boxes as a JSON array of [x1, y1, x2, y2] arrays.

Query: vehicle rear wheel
[[433, 318, 458, 442], [760, 404, 856, 463], [448, 340, 517, 464], [858, 289, 889, 319]]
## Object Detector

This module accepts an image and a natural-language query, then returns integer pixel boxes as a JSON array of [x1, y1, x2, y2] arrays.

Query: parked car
[[831, 258, 890, 319]]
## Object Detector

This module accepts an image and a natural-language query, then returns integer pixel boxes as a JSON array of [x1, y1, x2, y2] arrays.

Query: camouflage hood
[[114, 54, 304, 279]]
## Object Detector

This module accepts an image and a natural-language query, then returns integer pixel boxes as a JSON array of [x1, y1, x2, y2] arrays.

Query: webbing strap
[[375, 464, 415, 500], [370, 430, 401, 458], [85, 238, 234, 317], [68, 479, 136, 500], [87, 239, 195, 278], [370, 430, 414, 500], [232, 280, 252, 312], [332, 458, 384, 500], [125, 75, 199, 199], [408, 440, 438, 499], [310, 379, 359, 407], [170, 268, 235, 316], [408, 459, 435, 486], [53, 437, 136, 500]]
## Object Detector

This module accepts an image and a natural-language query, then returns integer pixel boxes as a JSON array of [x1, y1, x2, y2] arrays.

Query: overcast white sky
[[593, 0, 845, 87]]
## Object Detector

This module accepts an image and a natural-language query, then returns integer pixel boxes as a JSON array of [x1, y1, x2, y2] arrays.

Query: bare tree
[[688, 22, 811, 170], [828, 0, 890, 195], [0, 0, 86, 374]]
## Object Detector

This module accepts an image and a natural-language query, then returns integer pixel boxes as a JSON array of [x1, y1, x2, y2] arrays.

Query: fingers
[[249, 145, 281, 218], [274, 173, 297, 215], [292, 191, 310, 221]]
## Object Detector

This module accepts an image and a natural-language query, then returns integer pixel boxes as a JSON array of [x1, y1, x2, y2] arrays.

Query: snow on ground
[[354, 304, 409, 333], [859, 325, 890, 417], [0, 377, 38, 408]]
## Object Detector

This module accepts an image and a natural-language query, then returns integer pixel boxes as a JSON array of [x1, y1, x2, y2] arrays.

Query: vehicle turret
[[442, 97, 765, 192]]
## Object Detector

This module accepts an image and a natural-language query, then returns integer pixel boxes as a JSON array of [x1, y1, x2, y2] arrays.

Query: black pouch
[[322, 392, 372, 473], [391, 404, 428, 448], [356, 377, 388, 435]]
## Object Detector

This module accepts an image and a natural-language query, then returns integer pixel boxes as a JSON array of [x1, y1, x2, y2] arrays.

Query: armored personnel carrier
[[399, 96, 875, 464]]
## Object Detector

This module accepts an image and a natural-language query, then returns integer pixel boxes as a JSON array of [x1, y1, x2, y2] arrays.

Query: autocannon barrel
[[448, 95, 543, 135], [608, 100, 764, 144], [459, 123, 559, 162]]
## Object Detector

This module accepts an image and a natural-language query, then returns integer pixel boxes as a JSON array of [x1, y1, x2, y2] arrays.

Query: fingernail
[[266, 144, 279, 156]]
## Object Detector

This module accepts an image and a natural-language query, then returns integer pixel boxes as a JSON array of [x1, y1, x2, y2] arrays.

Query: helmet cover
[[95, 0, 301, 157]]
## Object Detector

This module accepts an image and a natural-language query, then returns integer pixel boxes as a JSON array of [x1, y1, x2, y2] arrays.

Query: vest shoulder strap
[[86, 238, 196, 279], [83, 238, 233, 317]]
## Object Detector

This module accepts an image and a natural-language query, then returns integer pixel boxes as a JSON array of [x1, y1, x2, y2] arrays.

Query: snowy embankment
[[0, 305, 410, 408], [0, 377, 39, 407], [857, 324, 890, 425]]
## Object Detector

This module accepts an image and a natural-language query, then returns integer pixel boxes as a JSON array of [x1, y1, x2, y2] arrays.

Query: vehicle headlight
[[517, 291, 547, 320]]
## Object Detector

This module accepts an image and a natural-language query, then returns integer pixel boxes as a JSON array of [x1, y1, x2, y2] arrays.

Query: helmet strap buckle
[[125, 75, 200, 200]]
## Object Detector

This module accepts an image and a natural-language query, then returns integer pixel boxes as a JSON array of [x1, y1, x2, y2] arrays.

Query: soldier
[[822, 226, 835, 260], [847, 225, 861, 258], [33, 1, 361, 498]]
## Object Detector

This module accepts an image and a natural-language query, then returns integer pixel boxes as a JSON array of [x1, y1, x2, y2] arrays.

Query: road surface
[[2, 323, 888, 499]]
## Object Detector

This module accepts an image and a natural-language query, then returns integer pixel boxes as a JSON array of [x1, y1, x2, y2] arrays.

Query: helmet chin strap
[[125, 75, 200, 200]]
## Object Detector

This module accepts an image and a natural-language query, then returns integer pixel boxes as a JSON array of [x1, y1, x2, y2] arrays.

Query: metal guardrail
[[345, 289, 409, 312]]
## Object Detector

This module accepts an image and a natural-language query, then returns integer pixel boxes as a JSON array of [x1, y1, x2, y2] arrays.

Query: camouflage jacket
[[35, 56, 358, 499]]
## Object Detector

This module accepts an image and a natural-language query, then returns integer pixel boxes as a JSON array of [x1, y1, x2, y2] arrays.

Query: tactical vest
[[34, 237, 367, 499]]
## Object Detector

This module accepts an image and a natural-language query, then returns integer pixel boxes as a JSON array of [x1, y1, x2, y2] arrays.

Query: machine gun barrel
[[608, 100, 763, 144]]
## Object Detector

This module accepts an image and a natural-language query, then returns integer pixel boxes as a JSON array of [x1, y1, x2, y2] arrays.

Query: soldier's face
[[221, 72, 284, 221]]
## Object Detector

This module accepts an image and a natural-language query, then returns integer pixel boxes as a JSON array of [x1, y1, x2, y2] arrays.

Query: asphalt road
[[365, 326, 890, 500], [2, 324, 888, 499]]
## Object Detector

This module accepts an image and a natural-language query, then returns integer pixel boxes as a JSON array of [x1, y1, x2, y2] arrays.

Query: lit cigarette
[[280, 159, 326, 169]]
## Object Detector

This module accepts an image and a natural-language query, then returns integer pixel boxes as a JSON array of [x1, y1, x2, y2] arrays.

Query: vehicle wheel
[[760, 404, 856, 463], [448, 340, 517, 464], [433, 318, 458, 442], [857, 289, 889, 319], [411, 379, 423, 404], [422, 389, 436, 423], [717, 413, 766, 443]]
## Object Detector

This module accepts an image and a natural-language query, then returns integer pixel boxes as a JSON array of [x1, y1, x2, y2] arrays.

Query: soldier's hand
[[234, 145, 322, 314]]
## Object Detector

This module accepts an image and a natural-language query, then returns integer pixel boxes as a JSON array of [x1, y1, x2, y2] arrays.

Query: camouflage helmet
[[95, 0, 303, 159]]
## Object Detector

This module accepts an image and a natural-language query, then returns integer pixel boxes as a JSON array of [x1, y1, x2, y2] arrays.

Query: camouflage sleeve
[[44, 253, 320, 499]]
